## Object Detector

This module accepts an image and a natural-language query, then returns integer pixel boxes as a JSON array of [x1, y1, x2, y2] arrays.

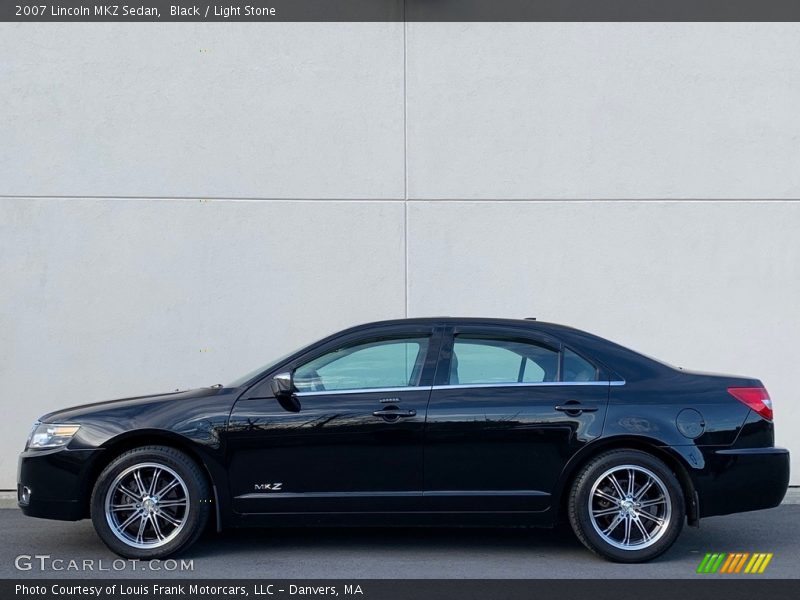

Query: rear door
[[423, 324, 611, 512]]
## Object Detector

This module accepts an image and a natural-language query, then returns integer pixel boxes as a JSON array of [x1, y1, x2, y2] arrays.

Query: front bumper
[[17, 446, 104, 521], [694, 447, 790, 518]]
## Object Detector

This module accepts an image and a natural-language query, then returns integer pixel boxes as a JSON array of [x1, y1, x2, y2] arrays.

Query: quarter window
[[294, 337, 429, 392], [562, 348, 598, 382]]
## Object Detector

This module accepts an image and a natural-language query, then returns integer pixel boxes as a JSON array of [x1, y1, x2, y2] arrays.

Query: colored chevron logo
[[696, 552, 774, 574]]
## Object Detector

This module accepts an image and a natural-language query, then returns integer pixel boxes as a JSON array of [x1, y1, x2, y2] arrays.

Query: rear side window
[[447, 336, 600, 385], [450, 337, 559, 385]]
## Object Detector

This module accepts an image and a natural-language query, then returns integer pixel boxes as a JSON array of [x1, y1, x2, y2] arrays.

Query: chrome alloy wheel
[[588, 464, 672, 551], [104, 462, 189, 549]]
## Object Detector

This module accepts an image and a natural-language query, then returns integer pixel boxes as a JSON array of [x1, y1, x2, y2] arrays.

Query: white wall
[[0, 23, 405, 198], [406, 24, 800, 199], [1, 23, 799, 487]]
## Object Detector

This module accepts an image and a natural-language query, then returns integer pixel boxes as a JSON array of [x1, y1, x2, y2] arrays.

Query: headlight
[[26, 422, 80, 449]]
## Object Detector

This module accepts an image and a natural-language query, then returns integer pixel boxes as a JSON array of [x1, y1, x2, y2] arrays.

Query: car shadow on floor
[[6, 508, 798, 578], [189, 524, 585, 558], [185, 506, 799, 565]]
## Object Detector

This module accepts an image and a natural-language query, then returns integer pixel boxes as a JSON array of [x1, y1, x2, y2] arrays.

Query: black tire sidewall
[[90, 446, 211, 559], [569, 450, 685, 563]]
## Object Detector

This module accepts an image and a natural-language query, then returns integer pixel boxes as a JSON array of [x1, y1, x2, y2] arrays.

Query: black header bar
[[4, 579, 800, 600], [4, 1, 800, 22]]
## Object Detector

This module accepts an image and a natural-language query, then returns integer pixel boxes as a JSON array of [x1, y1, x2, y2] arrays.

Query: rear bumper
[[694, 447, 790, 518], [17, 447, 103, 521]]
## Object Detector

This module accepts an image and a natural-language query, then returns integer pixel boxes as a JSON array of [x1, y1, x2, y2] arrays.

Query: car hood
[[39, 386, 224, 423]]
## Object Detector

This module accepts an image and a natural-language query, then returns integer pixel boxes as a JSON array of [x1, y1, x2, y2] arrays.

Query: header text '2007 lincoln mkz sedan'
[[18, 318, 789, 562]]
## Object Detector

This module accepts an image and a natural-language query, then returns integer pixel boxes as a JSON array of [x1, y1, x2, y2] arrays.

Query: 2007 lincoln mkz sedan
[[18, 318, 790, 562]]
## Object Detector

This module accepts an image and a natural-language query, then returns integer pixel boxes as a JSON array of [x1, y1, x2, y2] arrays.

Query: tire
[[568, 449, 685, 563], [90, 445, 211, 559]]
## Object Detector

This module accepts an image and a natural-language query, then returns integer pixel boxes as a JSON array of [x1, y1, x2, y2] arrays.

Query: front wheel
[[90, 446, 211, 559], [568, 449, 685, 562]]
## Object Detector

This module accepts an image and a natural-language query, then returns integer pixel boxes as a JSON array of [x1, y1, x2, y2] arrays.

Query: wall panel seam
[[403, 5, 409, 318]]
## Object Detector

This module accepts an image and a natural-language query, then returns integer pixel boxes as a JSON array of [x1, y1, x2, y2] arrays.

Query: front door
[[423, 325, 610, 513], [227, 326, 439, 514]]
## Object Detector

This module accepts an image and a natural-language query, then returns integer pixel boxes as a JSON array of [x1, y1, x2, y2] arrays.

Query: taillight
[[728, 387, 773, 421]]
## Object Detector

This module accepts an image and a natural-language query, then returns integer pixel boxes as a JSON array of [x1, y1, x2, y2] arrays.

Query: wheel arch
[[553, 436, 699, 527], [82, 429, 222, 531]]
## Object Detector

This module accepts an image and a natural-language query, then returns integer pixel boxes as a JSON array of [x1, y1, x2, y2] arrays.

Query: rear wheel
[[568, 449, 685, 562], [90, 446, 211, 559]]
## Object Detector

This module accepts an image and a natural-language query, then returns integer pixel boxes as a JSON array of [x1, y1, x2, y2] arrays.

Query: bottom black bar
[[3, 579, 799, 600]]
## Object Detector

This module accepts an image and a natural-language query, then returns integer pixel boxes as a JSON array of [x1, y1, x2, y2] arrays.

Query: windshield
[[226, 347, 301, 388]]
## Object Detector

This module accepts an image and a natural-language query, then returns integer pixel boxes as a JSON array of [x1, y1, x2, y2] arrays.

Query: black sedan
[[18, 318, 789, 562]]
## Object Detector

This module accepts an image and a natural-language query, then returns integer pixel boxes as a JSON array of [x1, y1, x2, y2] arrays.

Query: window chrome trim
[[431, 380, 625, 391], [295, 385, 430, 397], [293, 380, 625, 396]]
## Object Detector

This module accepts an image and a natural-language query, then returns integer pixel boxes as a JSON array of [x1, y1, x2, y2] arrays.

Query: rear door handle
[[372, 408, 417, 418], [554, 403, 598, 414]]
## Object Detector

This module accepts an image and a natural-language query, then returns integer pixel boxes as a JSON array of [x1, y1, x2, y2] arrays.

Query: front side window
[[450, 337, 559, 385], [294, 337, 429, 392]]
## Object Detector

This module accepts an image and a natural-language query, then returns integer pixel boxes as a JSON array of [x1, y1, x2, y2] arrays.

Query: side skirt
[[228, 509, 555, 529]]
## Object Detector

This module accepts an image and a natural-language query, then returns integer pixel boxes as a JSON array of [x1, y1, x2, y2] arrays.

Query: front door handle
[[554, 402, 599, 415], [372, 408, 417, 419]]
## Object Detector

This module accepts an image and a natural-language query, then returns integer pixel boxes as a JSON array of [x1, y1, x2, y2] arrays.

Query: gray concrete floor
[[0, 506, 797, 579]]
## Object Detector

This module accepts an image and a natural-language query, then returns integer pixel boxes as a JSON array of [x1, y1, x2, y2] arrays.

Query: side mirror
[[269, 371, 293, 397], [270, 371, 301, 413]]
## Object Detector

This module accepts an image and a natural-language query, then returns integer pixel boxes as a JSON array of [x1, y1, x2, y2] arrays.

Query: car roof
[[346, 316, 579, 333]]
